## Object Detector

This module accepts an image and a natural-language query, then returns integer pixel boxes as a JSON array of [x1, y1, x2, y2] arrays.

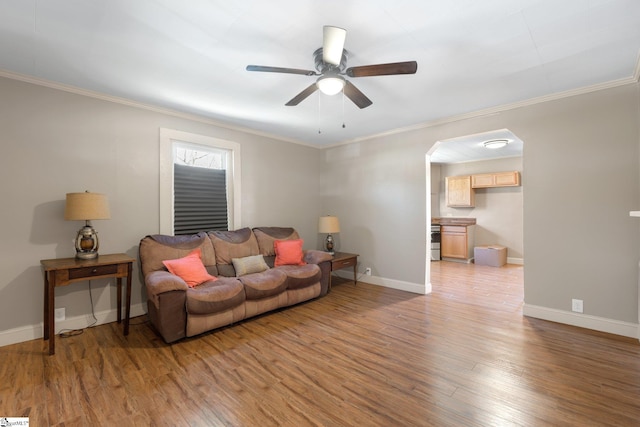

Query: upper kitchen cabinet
[[446, 175, 475, 207], [471, 171, 520, 188]]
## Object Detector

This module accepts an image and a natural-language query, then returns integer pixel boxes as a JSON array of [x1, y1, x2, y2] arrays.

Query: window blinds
[[174, 164, 228, 235]]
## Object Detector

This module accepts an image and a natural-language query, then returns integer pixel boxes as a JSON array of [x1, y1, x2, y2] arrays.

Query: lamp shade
[[318, 215, 340, 234], [65, 192, 111, 220]]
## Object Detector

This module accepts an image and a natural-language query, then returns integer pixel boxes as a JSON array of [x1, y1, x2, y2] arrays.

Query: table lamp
[[318, 215, 340, 255], [64, 191, 111, 259]]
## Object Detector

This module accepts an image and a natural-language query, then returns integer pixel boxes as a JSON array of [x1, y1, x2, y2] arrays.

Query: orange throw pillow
[[162, 248, 218, 288], [274, 239, 307, 266]]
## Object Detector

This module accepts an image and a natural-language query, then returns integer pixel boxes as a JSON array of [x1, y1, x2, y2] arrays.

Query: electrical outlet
[[365, 267, 372, 276], [55, 307, 66, 321], [571, 299, 583, 313]]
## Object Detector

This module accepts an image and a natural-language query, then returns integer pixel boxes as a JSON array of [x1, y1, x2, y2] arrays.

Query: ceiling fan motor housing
[[313, 48, 348, 74]]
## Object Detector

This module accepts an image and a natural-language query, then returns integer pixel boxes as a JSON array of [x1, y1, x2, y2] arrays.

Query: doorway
[[425, 129, 524, 292]]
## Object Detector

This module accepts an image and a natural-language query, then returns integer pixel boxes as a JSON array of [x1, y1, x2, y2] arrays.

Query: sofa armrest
[[144, 270, 189, 343], [145, 270, 188, 305], [303, 250, 333, 296], [304, 249, 333, 265]]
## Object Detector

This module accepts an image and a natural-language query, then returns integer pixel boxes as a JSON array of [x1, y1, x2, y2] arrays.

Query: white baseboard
[[333, 271, 428, 294], [523, 304, 639, 340], [507, 257, 524, 265], [0, 303, 147, 348]]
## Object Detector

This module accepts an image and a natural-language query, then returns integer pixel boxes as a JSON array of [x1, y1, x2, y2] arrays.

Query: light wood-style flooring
[[2, 261, 640, 426]]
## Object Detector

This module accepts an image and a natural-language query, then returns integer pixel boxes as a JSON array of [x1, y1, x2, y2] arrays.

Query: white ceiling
[[430, 129, 524, 163], [1, 1, 639, 156]]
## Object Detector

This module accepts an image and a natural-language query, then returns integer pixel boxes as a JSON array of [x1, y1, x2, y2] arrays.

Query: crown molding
[[324, 72, 640, 149], [2, 65, 638, 152], [0, 68, 318, 149]]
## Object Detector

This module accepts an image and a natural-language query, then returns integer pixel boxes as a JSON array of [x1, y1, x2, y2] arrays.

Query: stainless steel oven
[[431, 224, 441, 261]]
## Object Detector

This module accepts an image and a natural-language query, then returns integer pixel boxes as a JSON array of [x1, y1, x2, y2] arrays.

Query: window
[[160, 129, 241, 235], [173, 145, 227, 234]]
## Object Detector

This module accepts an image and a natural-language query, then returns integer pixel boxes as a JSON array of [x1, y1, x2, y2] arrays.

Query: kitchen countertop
[[432, 217, 476, 226]]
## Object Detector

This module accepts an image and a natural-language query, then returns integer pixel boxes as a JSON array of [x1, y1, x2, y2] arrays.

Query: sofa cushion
[[209, 228, 260, 276], [274, 239, 307, 266], [253, 227, 300, 256], [139, 232, 217, 278], [278, 264, 322, 290], [238, 268, 288, 300], [232, 255, 269, 277], [186, 277, 245, 315], [162, 248, 218, 288]]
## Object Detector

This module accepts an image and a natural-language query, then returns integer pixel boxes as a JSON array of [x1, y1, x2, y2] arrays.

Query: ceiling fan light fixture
[[316, 75, 345, 95], [483, 139, 509, 149], [247, 26, 416, 109]]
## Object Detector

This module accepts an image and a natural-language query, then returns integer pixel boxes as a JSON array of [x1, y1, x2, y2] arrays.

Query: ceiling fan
[[246, 26, 418, 109]]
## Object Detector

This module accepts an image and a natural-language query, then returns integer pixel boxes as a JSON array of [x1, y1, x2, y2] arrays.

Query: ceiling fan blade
[[322, 26, 346, 65], [346, 61, 418, 77], [246, 65, 318, 76], [343, 81, 372, 109], [285, 83, 319, 106]]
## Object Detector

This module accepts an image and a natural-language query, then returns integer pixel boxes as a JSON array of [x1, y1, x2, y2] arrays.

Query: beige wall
[[0, 76, 320, 344], [429, 163, 442, 217], [322, 83, 640, 334], [437, 157, 524, 260], [1, 74, 639, 345], [520, 85, 639, 325], [320, 133, 428, 289]]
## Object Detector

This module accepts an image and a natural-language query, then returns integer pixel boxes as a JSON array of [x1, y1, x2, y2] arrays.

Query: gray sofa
[[139, 227, 332, 343]]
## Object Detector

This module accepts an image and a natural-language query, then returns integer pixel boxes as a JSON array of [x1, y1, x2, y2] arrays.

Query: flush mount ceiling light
[[316, 74, 345, 95], [483, 139, 510, 149]]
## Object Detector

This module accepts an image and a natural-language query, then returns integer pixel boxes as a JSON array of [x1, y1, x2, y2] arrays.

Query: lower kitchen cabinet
[[441, 225, 475, 262]]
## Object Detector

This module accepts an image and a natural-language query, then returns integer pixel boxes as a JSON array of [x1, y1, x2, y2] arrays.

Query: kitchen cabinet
[[445, 176, 475, 207], [441, 225, 475, 262], [471, 171, 520, 188]]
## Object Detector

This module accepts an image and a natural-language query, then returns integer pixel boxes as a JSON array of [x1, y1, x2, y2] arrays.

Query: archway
[[425, 129, 524, 292]]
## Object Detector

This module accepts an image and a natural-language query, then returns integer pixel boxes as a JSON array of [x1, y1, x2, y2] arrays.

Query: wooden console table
[[330, 252, 359, 290], [41, 253, 135, 355]]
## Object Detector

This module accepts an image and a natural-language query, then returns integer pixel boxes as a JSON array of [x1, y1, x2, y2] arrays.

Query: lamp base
[[75, 223, 100, 260], [325, 234, 335, 255], [75, 250, 99, 260]]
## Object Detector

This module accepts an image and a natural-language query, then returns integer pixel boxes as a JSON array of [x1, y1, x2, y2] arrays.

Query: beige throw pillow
[[232, 254, 270, 277]]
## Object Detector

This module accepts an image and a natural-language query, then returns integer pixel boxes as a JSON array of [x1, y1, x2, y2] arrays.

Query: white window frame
[[159, 128, 241, 235]]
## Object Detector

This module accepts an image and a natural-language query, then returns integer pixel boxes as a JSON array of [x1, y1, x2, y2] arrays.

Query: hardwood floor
[[2, 261, 640, 426]]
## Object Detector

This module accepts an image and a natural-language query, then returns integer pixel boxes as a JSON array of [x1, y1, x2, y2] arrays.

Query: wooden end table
[[40, 253, 135, 355], [330, 252, 359, 290]]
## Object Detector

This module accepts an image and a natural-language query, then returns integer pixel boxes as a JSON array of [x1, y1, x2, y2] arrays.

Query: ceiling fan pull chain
[[341, 90, 344, 127], [318, 92, 322, 134]]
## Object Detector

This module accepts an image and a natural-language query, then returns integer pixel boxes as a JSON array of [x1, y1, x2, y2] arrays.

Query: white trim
[[323, 75, 640, 149], [2, 66, 638, 151], [507, 257, 524, 265], [159, 128, 241, 235], [523, 304, 639, 339], [0, 68, 316, 149], [333, 271, 428, 294], [425, 153, 432, 295], [0, 303, 147, 348]]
